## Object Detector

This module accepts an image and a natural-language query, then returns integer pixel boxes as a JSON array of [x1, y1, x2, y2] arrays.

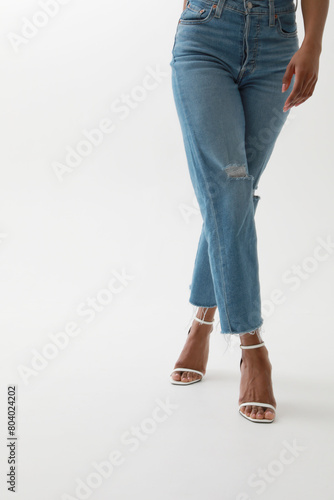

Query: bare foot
[[239, 331, 277, 421], [171, 307, 216, 383]]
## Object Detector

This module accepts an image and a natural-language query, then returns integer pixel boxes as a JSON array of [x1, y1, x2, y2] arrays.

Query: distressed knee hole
[[225, 164, 248, 178]]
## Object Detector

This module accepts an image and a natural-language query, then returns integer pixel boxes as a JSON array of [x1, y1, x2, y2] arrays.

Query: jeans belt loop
[[269, 0, 275, 26], [214, 0, 227, 18]]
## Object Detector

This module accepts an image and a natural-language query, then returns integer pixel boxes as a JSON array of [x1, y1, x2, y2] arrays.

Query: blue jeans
[[170, 0, 299, 334]]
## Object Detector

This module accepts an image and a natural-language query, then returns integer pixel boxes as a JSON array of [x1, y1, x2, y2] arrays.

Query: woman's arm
[[282, 0, 330, 111]]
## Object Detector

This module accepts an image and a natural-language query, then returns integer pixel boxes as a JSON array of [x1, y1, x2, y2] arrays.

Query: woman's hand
[[281, 0, 329, 112], [282, 43, 320, 112]]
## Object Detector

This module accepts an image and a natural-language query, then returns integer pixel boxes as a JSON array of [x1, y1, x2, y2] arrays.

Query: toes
[[187, 372, 201, 382], [256, 407, 265, 420], [245, 405, 253, 416], [252, 406, 275, 420], [240, 404, 275, 420], [251, 405, 259, 418], [172, 370, 202, 383], [264, 408, 275, 420], [171, 372, 181, 381]]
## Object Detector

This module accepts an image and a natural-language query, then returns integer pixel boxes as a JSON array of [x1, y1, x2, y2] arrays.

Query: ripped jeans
[[170, 0, 299, 334]]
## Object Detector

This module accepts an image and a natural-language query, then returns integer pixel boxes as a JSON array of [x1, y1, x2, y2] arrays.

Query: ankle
[[240, 329, 263, 347], [241, 347, 271, 370], [195, 306, 216, 324], [190, 321, 213, 336]]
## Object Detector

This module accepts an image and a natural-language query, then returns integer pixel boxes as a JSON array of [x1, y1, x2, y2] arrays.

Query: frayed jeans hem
[[219, 320, 264, 335], [189, 300, 218, 308]]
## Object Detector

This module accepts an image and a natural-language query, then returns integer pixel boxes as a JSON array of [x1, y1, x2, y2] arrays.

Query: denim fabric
[[170, 0, 299, 334]]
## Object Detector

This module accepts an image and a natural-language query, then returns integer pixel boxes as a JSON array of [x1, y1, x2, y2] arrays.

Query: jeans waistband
[[214, 0, 298, 25]]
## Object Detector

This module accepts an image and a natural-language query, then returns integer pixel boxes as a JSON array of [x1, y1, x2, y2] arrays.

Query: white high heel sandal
[[239, 342, 276, 423], [169, 316, 215, 385]]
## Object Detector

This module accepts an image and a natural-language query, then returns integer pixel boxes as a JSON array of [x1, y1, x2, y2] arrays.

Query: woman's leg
[[189, 195, 260, 312], [236, 0, 299, 419], [184, 1, 298, 334], [171, 306, 217, 383], [171, 43, 262, 335], [239, 329, 276, 421], [170, 0, 298, 417], [170, 1, 260, 385], [170, 2, 260, 383]]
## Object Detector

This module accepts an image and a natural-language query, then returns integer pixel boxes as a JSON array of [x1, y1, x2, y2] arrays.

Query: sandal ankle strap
[[193, 316, 215, 325], [240, 342, 265, 349]]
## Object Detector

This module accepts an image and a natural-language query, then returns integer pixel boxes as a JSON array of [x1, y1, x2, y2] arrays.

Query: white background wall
[[0, 1, 333, 499]]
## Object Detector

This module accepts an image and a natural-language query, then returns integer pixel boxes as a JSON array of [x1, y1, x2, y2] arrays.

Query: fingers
[[283, 69, 305, 111], [294, 76, 317, 106], [283, 70, 317, 111], [282, 63, 294, 92]]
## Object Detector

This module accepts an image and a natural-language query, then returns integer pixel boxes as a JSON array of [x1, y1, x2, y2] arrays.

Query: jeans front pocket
[[276, 10, 298, 38], [179, 0, 216, 25]]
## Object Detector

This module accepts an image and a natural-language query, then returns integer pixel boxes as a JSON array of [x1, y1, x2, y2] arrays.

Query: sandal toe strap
[[239, 402, 276, 412], [170, 368, 204, 377]]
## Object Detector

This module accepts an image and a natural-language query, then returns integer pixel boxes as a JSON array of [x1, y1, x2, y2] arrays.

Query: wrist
[[301, 38, 322, 55]]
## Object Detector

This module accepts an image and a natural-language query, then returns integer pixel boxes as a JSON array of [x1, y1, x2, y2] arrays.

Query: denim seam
[[189, 224, 216, 307], [179, 7, 216, 25], [172, 69, 232, 332], [171, 28, 179, 62], [197, 186, 232, 331], [187, 2, 203, 13], [248, 18, 260, 74], [276, 16, 298, 38], [237, 5, 254, 83]]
